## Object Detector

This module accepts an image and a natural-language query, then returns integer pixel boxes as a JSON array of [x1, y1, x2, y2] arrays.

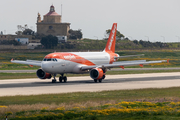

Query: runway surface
[[0, 72, 180, 96]]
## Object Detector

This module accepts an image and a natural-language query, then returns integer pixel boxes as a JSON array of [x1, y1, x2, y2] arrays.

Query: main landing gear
[[59, 74, 67, 83], [94, 75, 105, 83], [52, 74, 67, 83]]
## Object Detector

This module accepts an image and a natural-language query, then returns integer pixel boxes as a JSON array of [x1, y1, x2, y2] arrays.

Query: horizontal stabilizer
[[114, 54, 144, 59]]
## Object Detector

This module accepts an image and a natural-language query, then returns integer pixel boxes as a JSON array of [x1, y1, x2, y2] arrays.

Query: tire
[[99, 79, 102, 83], [59, 76, 62, 83], [94, 79, 97, 83], [102, 75, 105, 79], [63, 76, 67, 83], [52, 79, 56, 83]]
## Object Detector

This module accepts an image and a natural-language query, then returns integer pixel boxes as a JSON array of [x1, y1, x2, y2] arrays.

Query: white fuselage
[[41, 51, 113, 74]]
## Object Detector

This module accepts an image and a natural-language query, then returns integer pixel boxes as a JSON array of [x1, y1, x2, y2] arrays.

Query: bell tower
[[50, 5, 55, 12], [37, 13, 41, 23]]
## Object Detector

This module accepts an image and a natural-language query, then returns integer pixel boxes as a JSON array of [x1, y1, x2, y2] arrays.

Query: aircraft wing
[[80, 60, 168, 71], [11, 59, 42, 66]]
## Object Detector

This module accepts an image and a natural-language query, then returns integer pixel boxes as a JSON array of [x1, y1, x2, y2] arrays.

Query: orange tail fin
[[104, 23, 117, 53]]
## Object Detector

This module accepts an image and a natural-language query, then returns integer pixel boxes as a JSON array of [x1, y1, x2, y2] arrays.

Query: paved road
[[0, 68, 180, 73], [0, 72, 180, 96]]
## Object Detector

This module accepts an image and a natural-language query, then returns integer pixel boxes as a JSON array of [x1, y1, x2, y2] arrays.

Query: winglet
[[29, 65, 33, 67], [139, 64, 143, 67], [11, 58, 13, 61], [120, 66, 124, 69], [167, 59, 169, 63]]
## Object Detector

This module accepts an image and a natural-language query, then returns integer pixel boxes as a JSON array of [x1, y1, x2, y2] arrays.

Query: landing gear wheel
[[59, 76, 63, 83], [63, 76, 67, 83], [94, 79, 97, 83], [52, 74, 57, 83], [52, 79, 56, 83], [102, 75, 105, 79], [99, 79, 102, 83]]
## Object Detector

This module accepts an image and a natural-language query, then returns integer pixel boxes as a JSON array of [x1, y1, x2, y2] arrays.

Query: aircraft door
[[61, 59, 66, 72]]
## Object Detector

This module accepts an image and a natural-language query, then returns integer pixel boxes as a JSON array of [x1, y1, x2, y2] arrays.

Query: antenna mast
[[61, 4, 62, 22]]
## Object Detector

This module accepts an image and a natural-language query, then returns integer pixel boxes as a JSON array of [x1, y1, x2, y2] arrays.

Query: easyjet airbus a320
[[11, 23, 168, 83]]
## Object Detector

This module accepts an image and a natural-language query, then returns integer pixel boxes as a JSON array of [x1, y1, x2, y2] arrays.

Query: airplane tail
[[104, 23, 117, 53]]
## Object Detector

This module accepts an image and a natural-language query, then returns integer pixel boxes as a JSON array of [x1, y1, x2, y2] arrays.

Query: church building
[[36, 5, 70, 37]]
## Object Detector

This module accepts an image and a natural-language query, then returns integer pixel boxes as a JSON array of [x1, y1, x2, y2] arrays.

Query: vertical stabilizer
[[104, 23, 117, 53]]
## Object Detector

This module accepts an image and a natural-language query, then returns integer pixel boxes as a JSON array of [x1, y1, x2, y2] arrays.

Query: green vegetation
[[68, 29, 83, 39], [55, 39, 180, 51], [41, 35, 58, 49], [105, 29, 124, 40], [0, 73, 36, 79], [1, 87, 180, 119], [3, 102, 180, 120]]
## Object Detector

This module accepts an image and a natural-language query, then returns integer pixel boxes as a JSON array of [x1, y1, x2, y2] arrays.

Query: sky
[[0, 0, 180, 42]]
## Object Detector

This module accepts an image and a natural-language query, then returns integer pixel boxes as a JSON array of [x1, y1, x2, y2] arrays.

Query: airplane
[[11, 23, 168, 83]]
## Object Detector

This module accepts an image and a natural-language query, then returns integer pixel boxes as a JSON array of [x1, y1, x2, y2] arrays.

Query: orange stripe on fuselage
[[44, 52, 96, 66]]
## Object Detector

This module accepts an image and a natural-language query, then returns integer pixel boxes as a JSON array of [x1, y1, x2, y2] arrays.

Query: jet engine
[[90, 68, 104, 80], [36, 69, 52, 79]]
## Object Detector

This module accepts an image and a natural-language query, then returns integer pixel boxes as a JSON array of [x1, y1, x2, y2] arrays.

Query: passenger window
[[43, 59, 47, 61]]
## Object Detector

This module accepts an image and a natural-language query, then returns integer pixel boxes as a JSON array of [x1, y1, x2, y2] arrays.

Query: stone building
[[0, 35, 32, 41], [36, 5, 70, 37]]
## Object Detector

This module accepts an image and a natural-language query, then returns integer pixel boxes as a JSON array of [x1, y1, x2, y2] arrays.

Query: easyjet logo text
[[108, 25, 117, 50], [64, 55, 76, 59]]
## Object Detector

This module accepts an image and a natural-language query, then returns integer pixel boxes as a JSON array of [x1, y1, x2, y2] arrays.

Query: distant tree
[[15, 31, 23, 35], [22, 29, 35, 35], [15, 24, 35, 35], [139, 40, 144, 45], [68, 29, 83, 39], [40, 35, 58, 49], [35, 33, 46, 39], [133, 40, 139, 44], [105, 29, 124, 40], [124, 37, 129, 40]]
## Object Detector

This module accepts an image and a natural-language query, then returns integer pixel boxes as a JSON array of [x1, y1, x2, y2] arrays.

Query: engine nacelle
[[36, 69, 52, 79], [90, 68, 104, 80]]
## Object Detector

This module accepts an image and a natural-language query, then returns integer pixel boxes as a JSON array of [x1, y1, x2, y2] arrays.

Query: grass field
[[1, 87, 180, 119]]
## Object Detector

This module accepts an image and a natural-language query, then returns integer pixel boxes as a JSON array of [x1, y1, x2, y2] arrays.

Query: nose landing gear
[[59, 74, 67, 83], [52, 74, 57, 83]]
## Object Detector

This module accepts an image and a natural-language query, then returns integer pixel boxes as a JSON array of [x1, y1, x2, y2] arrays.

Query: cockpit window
[[43, 58, 57, 62], [47, 59, 51, 61]]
